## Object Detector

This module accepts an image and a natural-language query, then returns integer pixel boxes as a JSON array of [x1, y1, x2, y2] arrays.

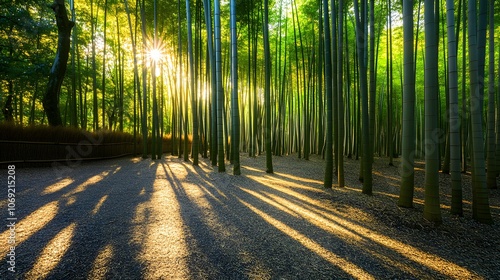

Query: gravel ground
[[0, 154, 499, 279]]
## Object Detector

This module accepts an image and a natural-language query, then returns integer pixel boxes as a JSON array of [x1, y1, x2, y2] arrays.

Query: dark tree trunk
[[2, 81, 14, 122], [43, 0, 74, 126]]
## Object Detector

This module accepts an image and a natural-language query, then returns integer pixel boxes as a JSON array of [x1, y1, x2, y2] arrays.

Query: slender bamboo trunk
[[387, 0, 394, 166], [101, 0, 107, 129], [140, 0, 148, 158], [264, 0, 273, 173], [467, 0, 492, 224], [214, 0, 225, 171], [230, 0, 240, 174], [399, 0, 416, 208], [323, 0, 333, 188], [69, 0, 77, 127], [354, 0, 372, 194], [331, 1, 338, 173], [202, 0, 218, 164], [496, 43, 500, 179], [486, 0, 496, 189], [186, 0, 199, 165], [337, 0, 344, 187], [445, 0, 462, 215], [317, 1, 324, 156], [461, 0, 467, 173], [423, 0, 442, 223]]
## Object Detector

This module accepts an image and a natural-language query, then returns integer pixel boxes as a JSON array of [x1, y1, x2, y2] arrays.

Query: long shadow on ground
[[1, 155, 497, 279], [161, 157, 482, 279], [0, 158, 155, 279]]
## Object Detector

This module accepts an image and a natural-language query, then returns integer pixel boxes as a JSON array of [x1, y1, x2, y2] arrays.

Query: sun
[[146, 37, 166, 65], [148, 48, 163, 63]]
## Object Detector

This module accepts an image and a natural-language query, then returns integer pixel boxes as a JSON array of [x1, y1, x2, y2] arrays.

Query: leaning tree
[[43, 0, 74, 126]]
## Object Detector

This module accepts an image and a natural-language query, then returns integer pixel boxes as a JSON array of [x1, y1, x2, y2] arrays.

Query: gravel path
[[1, 155, 499, 279]]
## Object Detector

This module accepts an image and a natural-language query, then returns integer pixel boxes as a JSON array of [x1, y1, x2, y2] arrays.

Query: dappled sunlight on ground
[[130, 162, 190, 279], [242, 168, 478, 279], [248, 175, 338, 214], [373, 191, 426, 206], [241, 165, 263, 173], [250, 175, 327, 199], [88, 243, 114, 279], [0, 201, 59, 257], [42, 178, 74, 195], [1, 155, 497, 278], [314, 199, 473, 278], [273, 171, 324, 186], [63, 171, 110, 198], [237, 198, 376, 280], [239, 187, 301, 218], [372, 170, 400, 185], [91, 195, 109, 216]]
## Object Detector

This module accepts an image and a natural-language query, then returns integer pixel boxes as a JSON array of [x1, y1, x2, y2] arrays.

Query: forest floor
[[1, 153, 499, 279]]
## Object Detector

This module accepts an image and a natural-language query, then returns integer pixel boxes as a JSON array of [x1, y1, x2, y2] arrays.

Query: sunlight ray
[[261, 174, 324, 191], [91, 195, 109, 215], [130, 164, 189, 279], [246, 176, 480, 279], [239, 187, 301, 218], [63, 171, 110, 198], [25, 223, 77, 279], [42, 178, 74, 195], [0, 201, 59, 257], [304, 197, 479, 279], [273, 171, 324, 185], [242, 165, 265, 173], [372, 190, 455, 210], [261, 191, 428, 277], [237, 198, 375, 280], [173, 162, 228, 200], [372, 171, 401, 182], [248, 175, 335, 213], [88, 243, 114, 279]]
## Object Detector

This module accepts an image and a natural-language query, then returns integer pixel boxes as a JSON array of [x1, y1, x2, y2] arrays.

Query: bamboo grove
[[1, 0, 499, 224]]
